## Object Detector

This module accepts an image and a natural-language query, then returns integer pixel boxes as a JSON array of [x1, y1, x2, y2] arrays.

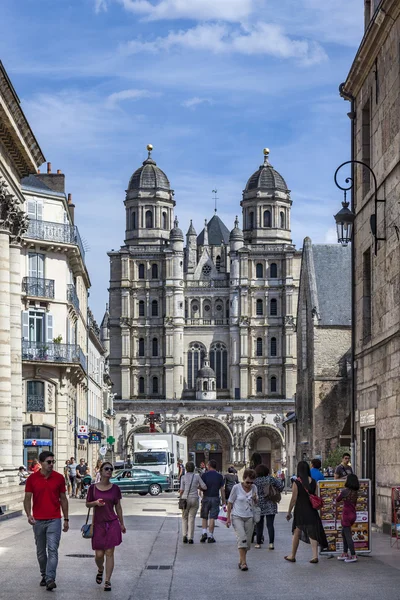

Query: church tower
[[241, 148, 292, 244]]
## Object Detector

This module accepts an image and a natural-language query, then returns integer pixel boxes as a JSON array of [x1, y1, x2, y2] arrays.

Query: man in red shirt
[[24, 451, 69, 591]]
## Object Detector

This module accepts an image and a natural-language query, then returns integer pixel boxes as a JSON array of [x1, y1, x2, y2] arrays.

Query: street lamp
[[334, 200, 355, 246]]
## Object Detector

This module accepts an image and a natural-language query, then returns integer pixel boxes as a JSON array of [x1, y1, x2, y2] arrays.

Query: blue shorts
[[201, 496, 220, 520]]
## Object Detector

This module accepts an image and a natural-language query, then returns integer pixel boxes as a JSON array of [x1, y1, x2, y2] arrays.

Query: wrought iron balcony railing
[[26, 219, 85, 261], [22, 340, 87, 372], [22, 277, 55, 299], [27, 394, 45, 412], [67, 284, 80, 312]]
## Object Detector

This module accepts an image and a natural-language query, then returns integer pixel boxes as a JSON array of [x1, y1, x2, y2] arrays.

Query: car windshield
[[133, 452, 167, 465]]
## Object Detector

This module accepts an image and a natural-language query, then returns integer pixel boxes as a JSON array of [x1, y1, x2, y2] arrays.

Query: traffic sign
[[99, 446, 107, 456], [106, 436, 115, 445]]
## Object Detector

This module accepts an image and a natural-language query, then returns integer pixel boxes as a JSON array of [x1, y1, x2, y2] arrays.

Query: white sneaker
[[337, 554, 348, 561], [344, 556, 357, 563], [268, 543, 274, 550]]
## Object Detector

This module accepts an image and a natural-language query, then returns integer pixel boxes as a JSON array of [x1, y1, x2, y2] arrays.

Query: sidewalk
[[0, 493, 399, 600]]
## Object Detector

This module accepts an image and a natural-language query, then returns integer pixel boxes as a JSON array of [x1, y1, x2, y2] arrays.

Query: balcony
[[88, 415, 105, 432], [22, 277, 55, 299], [67, 284, 80, 312], [22, 341, 87, 372], [185, 318, 229, 326], [27, 394, 45, 412], [186, 280, 229, 288], [25, 219, 85, 261]]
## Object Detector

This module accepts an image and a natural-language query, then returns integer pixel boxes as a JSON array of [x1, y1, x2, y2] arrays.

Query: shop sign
[[89, 432, 102, 444], [360, 409, 375, 427], [77, 425, 89, 439], [24, 439, 52, 446], [318, 479, 371, 554]]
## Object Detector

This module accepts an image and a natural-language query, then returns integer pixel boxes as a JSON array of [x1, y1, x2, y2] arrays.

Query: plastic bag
[[217, 505, 228, 522]]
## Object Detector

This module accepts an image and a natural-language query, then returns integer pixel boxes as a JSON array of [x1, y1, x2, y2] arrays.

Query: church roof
[[244, 149, 288, 193], [197, 214, 230, 246], [127, 148, 170, 192], [198, 366, 216, 378], [306, 242, 351, 326]]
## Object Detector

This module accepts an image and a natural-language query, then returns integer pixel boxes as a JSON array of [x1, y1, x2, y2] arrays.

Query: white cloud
[[95, 0, 108, 13], [124, 23, 327, 65], [182, 97, 212, 109], [117, 0, 256, 22], [106, 88, 159, 107], [324, 227, 339, 244]]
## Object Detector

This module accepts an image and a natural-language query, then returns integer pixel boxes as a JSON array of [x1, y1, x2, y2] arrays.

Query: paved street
[[0, 492, 399, 600]]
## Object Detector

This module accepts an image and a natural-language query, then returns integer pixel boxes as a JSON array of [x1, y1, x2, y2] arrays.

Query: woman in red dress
[[86, 461, 126, 591]]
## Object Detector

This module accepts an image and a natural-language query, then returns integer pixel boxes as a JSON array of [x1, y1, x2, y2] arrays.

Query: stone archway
[[243, 425, 284, 473], [179, 417, 233, 472], [125, 424, 163, 454]]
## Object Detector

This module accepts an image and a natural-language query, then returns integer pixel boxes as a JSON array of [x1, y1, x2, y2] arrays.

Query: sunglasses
[[244, 480, 254, 484], [45, 460, 56, 464], [103, 467, 113, 472]]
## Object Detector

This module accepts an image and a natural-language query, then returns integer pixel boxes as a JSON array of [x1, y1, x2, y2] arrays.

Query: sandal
[[284, 556, 296, 563], [309, 558, 319, 564], [104, 581, 112, 591], [240, 564, 248, 571], [96, 570, 104, 585]]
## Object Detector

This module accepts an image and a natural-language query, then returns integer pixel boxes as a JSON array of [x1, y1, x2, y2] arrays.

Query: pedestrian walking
[[224, 466, 239, 502], [76, 458, 88, 498], [64, 460, 71, 495], [179, 461, 207, 544], [86, 461, 126, 592], [200, 459, 225, 543], [95, 458, 103, 484], [24, 451, 69, 591], [310, 458, 325, 483], [226, 468, 258, 571], [336, 474, 360, 563], [30, 457, 41, 473], [68, 457, 78, 497], [334, 453, 353, 480], [253, 464, 284, 549], [284, 460, 328, 564]]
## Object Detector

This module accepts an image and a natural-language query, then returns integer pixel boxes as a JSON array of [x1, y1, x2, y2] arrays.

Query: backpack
[[263, 481, 281, 503]]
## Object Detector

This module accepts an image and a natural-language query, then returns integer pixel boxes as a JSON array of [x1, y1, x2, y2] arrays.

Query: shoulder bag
[[298, 477, 324, 511], [178, 473, 195, 510], [263, 479, 282, 504], [81, 506, 94, 539], [250, 486, 261, 523]]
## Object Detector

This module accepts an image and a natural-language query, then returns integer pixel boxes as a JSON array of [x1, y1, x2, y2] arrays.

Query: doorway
[[362, 427, 376, 522]]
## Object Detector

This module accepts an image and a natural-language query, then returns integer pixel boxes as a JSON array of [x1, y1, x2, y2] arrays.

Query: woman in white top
[[179, 461, 207, 544], [226, 468, 258, 571]]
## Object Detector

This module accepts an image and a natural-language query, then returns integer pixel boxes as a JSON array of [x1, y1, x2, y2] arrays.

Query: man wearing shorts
[[200, 460, 225, 543]]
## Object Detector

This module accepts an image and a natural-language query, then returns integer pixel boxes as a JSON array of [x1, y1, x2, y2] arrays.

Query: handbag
[[263, 481, 282, 504], [298, 478, 324, 510], [81, 507, 94, 539], [252, 504, 261, 524], [178, 473, 195, 510]]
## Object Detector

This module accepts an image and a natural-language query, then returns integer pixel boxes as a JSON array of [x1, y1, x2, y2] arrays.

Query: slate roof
[[197, 214, 230, 246], [311, 244, 351, 326], [128, 157, 170, 191], [245, 162, 288, 192], [21, 174, 53, 192]]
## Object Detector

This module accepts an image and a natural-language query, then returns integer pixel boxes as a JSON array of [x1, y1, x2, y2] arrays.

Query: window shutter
[[36, 201, 43, 221], [28, 253, 37, 278], [27, 200, 36, 219], [37, 254, 44, 279], [47, 313, 53, 342], [21, 311, 29, 340]]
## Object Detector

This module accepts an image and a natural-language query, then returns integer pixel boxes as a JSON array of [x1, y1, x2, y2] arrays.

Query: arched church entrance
[[244, 426, 284, 473], [179, 418, 233, 472]]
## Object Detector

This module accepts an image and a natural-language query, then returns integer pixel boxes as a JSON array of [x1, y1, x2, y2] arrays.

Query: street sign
[[106, 436, 115, 445], [77, 425, 89, 439], [89, 432, 102, 444], [99, 446, 107, 456]]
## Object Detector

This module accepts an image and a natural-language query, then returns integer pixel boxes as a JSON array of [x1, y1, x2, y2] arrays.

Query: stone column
[[9, 240, 23, 467], [0, 226, 12, 468]]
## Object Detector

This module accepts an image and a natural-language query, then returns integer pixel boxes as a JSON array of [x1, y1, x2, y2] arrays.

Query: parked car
[[111, 468, 169, 496]]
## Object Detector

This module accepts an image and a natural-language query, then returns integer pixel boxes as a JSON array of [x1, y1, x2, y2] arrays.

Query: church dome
[[229, 216, 244, 241], [244, 149, 288, 193], [198, 365, 216, 378], [128, 145, 170, 192], [170, 217, 184, 241]]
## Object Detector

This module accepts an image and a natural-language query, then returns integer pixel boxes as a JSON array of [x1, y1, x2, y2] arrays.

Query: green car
[[111, 468, 170, 496]]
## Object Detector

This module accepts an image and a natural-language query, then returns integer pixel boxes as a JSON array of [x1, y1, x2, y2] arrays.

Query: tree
[[323, 446, 351, 469]]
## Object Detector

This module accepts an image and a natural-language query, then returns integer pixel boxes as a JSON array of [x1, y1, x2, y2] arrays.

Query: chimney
[[37, 169, 40, 174], [47, 162, 52, 174], [67, 193, 75, 224], [57, 169, 62, 174]]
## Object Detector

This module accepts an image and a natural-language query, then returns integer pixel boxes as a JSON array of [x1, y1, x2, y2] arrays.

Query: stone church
[[103, 146, 301, 471]]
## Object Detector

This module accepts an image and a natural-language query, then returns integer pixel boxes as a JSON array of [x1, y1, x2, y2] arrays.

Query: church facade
[[104, 146, 301, 471]]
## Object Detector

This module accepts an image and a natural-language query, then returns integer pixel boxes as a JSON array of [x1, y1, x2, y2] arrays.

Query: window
[[139, 377, 145, 394], [210, 342, 228, 389], [256, 377, 263, 393], [187, 342, 206, 389], [249, 211, 254, 229], [270, 263, 277, 278], [363, 247, 372, 340], [263, 210, 271, 227], [256, 263, 263, 278], [256, 337, 263, 357], [145, 210, 153, 228], [131, 210, 136, 230], [139, 338, 145, 356], [270, 376, 277, 393], [280, 211, 285, 229], [27, 381, 45, 412], [216, 256, 221, 272], [256, 299, 263, 316], [202, 264, 212, 276], [139, 300, 145, 317], [152, 377, 159, 394], [271, 337, 277, 356], [151, 264, 158, 279], [362, 99, 371, 195], [28, 253, 44, 279], [25, 310, 47, 342], [162, 212, 167, 230], [26, 199, 43, 221], [270, 298, 277, 316], [151, 300, 158, 317], [138, 264, 145, 279], [203, 381, 208, 391], [152, 337, 158, 357]]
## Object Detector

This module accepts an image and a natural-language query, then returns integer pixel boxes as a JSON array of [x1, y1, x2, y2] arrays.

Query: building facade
[[106, 146, 301, 471], [295, 239, 351, 462], [341, 0, 400, 528], [0, 61, 45, 510], [21, 168, 90, 470]]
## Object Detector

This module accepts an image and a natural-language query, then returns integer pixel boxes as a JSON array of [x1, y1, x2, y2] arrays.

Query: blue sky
[[1, 0, 363, 321]]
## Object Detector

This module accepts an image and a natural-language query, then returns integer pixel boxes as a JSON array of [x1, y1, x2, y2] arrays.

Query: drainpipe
[[339, 83, 356, 470]]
